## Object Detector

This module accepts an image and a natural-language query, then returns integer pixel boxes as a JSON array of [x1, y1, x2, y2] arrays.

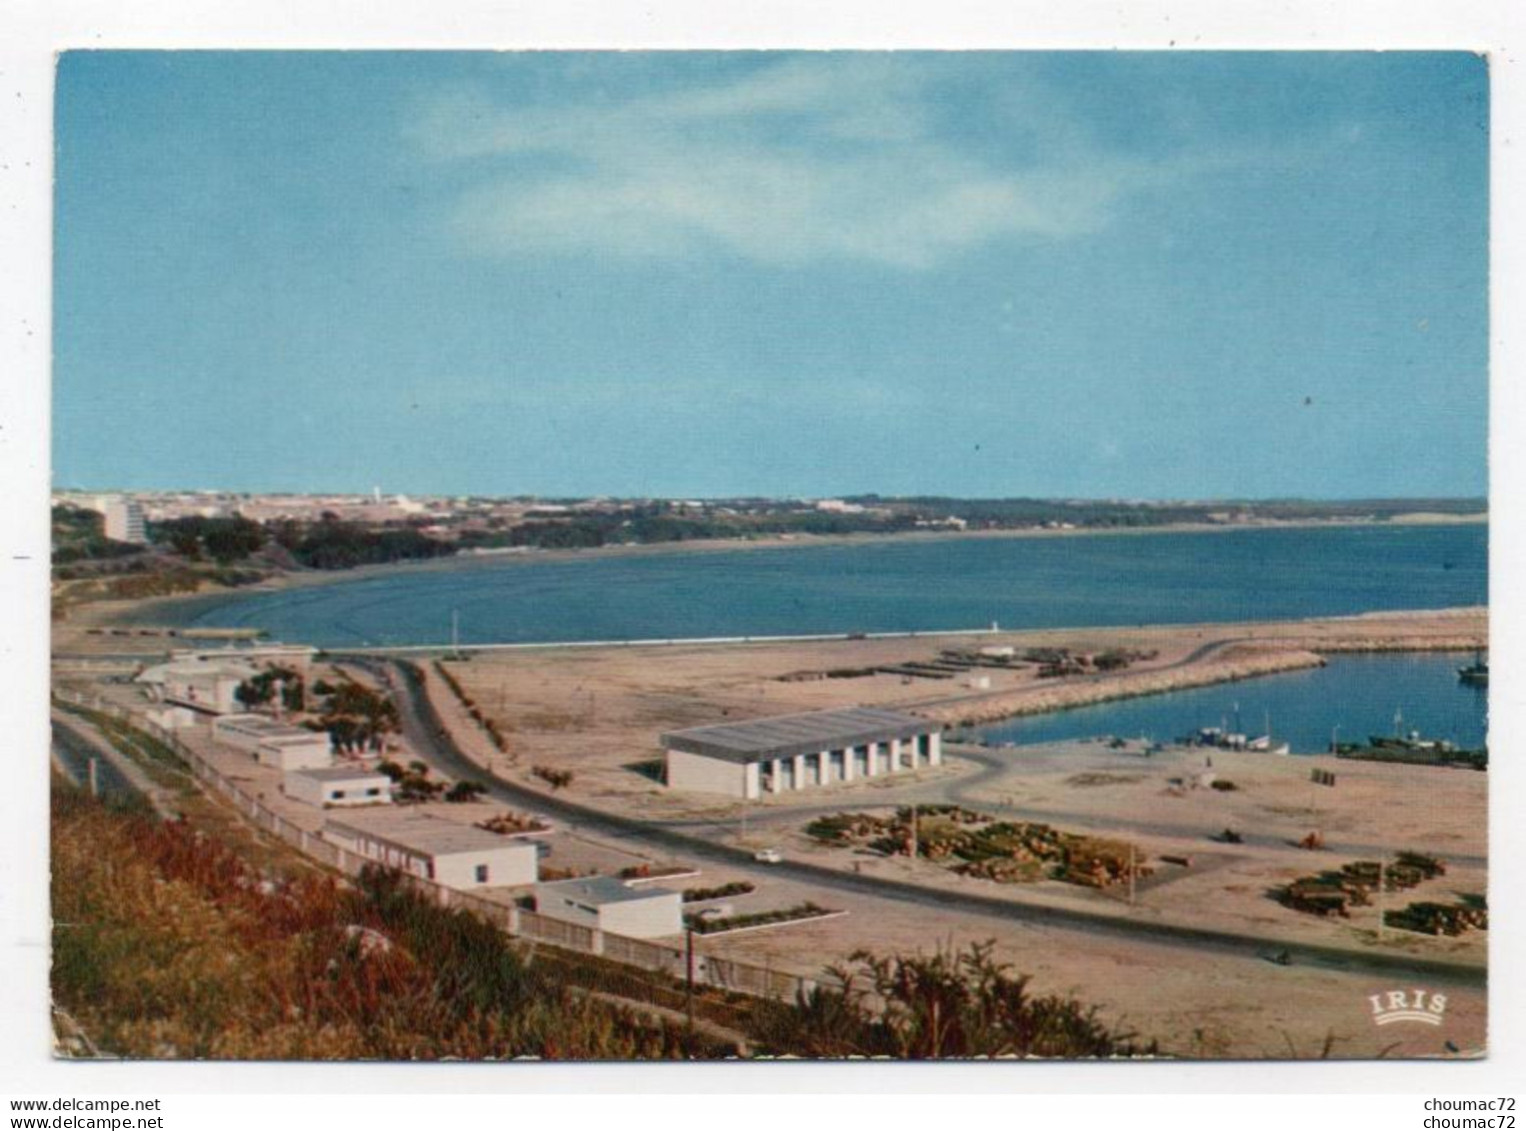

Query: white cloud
[[409, 56, 1171, 269]]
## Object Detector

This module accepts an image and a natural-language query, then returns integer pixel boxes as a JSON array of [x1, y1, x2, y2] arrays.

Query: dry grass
[[49, 781, 730, 1060]]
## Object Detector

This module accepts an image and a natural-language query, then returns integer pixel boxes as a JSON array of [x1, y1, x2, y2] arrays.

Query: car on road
[[752, 848, 784, 864]]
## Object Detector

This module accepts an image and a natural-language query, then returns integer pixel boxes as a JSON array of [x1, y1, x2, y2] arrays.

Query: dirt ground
[[431, 607, 1484, 813], [414, 609, 1488, 1058], [52, 604, 1489, 1060]]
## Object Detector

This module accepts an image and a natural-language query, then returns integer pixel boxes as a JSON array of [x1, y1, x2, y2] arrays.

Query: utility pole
[[684, 926, 696, 1037], [87, 757, 99, 799], [908, 803, 918, 860], [1377, 853, 1387, 942], [451, 609, 460, 660], [1128, 841, 1137, 907]]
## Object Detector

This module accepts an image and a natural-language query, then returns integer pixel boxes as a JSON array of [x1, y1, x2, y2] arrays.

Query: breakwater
[[921, 645, 1328, 728]]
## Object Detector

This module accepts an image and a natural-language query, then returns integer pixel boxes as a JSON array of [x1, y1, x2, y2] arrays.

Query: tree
[[445, 781, 488, 803]]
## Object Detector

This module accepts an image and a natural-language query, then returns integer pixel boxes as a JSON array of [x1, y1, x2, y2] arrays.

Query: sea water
[[169, 522, 1486, 649]]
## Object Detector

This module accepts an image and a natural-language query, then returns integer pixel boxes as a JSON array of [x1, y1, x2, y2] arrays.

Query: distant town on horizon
[[53, 487, 1487, 583]]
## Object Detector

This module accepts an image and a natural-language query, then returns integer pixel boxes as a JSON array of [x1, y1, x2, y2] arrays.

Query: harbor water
[[971, 652, 1488, 754]]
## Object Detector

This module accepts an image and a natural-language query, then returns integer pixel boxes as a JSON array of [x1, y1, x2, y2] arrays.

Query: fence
[[52, 689, 821, 1008]]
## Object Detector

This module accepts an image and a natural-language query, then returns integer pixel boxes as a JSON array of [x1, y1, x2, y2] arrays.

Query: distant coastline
[[77, 511, 1488, 635]]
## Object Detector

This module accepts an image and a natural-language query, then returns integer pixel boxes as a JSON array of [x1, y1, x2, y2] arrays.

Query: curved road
[[357, 658, 1483, 988]]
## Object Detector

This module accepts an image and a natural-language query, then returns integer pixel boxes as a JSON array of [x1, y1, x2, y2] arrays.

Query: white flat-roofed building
[[103, 497, 147, 544], [256, 734, 334, 771], [212, 713, 332, 769], [141, 660, 258, 715], [323, 809, 538, 890], [662, 707, 942, 799], [284, 766, 393, 808], [534, 876, 683, 939]]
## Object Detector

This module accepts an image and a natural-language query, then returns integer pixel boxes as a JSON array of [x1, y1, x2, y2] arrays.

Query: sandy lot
[[53, 604, 1489, 1059], [411, 609, 1488, 1057], [428, 607, 1484, 814]]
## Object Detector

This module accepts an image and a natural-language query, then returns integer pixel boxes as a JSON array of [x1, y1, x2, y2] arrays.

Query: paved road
[[358, 656, 1485, 989], [52, 719, 136, 799]]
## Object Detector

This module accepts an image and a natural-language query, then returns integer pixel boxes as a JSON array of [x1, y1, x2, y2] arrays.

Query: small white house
[[323, 809, 538, 890], [139, 660, 258, 715], [212, 713, 332, 769], [534, 876, 683, 939], [255, 735, 333, 771], [284, 766, 393, 808]]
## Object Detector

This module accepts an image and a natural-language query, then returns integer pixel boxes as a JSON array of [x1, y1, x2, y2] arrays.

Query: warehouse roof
[[662, 706, 937, 764]]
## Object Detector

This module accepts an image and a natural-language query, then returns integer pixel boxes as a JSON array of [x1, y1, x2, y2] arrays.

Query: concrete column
[[793, 753, 806, 791], [864, 742, 879, 777], [928, 731, 943, 766], [744, 762, 761, 800], [820, 749, 832, 785], [769, 758, 783, 793], [843, 746, 856, 782], [891, 737, 904, 773]]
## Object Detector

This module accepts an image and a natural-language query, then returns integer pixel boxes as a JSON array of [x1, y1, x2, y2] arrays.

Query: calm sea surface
[[171, 522, 1486, 648], [972, 653, 1488, 754]]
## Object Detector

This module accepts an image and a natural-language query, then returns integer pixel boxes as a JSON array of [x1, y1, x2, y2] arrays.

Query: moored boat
[[1457, 652, 1488, 686]]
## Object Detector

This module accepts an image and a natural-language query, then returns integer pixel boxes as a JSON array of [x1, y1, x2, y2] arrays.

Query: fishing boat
[[1246, 709, 1291, 755], [1457, 652, 1488, 686]]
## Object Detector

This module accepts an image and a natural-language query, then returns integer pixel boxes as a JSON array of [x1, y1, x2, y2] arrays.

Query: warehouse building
[[534, 876, 683, 938], [211, 713, 333, 770], [284, 765, 393, 809], [323, 810, 538, 890], [662, 706, 942, 799]]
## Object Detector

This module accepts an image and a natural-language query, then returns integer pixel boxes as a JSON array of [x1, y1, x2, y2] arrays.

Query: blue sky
[[53, 51, 1489, 500]]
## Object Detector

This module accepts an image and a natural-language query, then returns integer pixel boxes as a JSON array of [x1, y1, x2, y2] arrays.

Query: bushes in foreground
[[747, 941, 1157, 1059], [53, 782, 1154, 1061], [50, 784, 725, 1060]]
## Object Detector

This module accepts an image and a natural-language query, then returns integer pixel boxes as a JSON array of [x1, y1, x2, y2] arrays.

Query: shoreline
[[78, 512, 1488, 633]]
